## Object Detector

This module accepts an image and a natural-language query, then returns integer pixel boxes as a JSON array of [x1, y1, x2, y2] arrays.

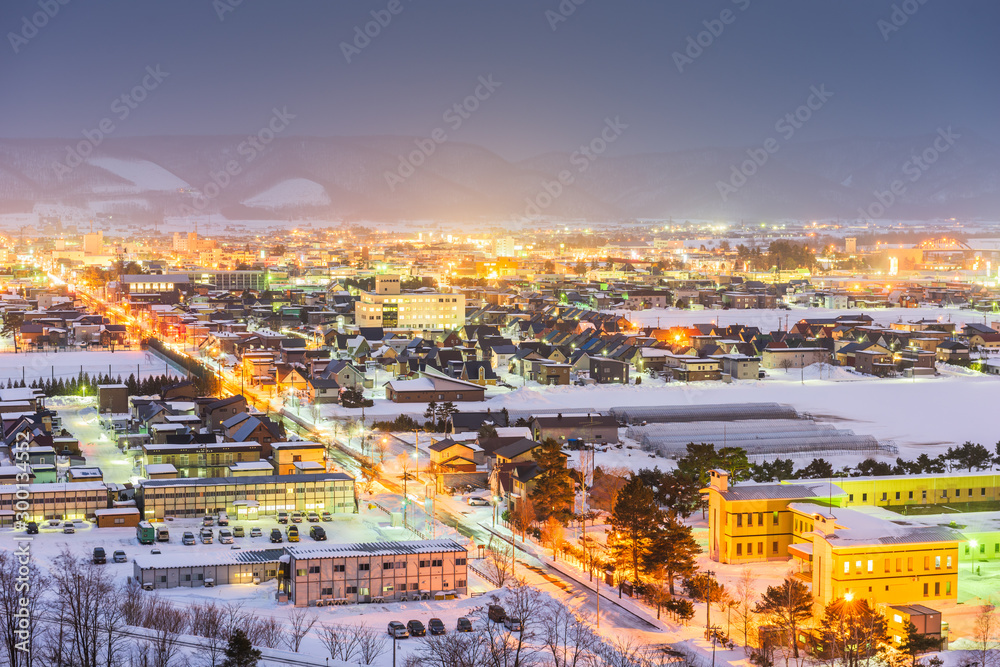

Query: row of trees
[[751, 441, 1000, 484], [14, 372, 181, 398]]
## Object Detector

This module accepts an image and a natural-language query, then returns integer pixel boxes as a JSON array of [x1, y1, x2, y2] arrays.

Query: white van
[[219, 528, 233, 544]]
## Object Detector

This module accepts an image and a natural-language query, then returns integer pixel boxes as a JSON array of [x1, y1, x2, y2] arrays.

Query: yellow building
[[834, 472, 1000, 509], [270, 441, 327, 476], [787, 504, 959, 610], [703, 471, 962, 611], [703, 470, 839, 564]]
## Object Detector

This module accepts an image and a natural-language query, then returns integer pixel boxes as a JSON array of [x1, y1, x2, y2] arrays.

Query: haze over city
[[2, 2, 1000, 667]]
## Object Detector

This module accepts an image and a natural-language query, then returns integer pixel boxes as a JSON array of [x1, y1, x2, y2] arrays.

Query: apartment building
[[187, 269, 266, 291], [355, 274, 464, 330], [138, 472, 356, 520], [0, 481, 109, 523], [139, 441, 262, 478], [270, 441, 326, 475], [285, 539, 468, 606]]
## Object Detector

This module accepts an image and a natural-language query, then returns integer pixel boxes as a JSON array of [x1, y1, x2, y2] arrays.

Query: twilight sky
[[2, 0, 998, 160]]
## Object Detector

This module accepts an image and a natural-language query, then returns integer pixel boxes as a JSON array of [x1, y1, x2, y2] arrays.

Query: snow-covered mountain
[[0, 131, 997, 222]]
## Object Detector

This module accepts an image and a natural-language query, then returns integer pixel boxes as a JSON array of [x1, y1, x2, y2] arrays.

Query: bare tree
[[48, 550, 119, 667], [732, 566, 759, 653], [319, 623, 361, 663], [0, 550, 48, 667], [974, 603, 1000, 667], [408, 632, 486, 667], [540, 516, 565, 559], [255, 616, 283, 649], [540, 600, 599, 667], [484, 538, 514, 588], [188, 600, 226, 667], [142, 596, 189, 667], [120, 577, 148, 626], [597, 635, 668, 667], [511, 497, 536, 542], [475, 579, 545, 667], [356, 624, 389, 665], [286, 608, 318, 653]]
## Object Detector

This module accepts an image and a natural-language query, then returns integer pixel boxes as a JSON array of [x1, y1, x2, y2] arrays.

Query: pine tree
[[754, 578, 813, 659], [610, 476, 660, 584], [126, 373, 138, 394], [899, 621, 941, 667], [642, 514, 700, 595], [5, 378, 11, 389], [221, 629, 262, 667], [530, 438, 575, 522]]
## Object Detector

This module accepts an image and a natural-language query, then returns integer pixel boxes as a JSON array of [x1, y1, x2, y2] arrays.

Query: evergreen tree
[[818, 597, 888, 667], [17, 378, 25, 388], [898, 621, 942, 667], [529, 438, 575, 522], [642, 514, 700, 595], [610, 476, 660, 584], [683, 572, 726, 630], [754, 578, 813, 659], [221, 629, 262, 667], [126, 373, 138, 394], [5, 378, 11, 389]]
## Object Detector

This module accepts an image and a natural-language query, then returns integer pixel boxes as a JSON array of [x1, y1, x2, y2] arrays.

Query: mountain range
[[0, 130, 997, 223]]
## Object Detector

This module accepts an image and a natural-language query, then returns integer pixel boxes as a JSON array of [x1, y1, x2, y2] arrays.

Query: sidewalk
[[477, 521, 668, 631]]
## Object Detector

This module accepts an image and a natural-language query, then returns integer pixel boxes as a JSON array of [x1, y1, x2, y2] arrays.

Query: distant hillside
[[0, 130, 997, 222]]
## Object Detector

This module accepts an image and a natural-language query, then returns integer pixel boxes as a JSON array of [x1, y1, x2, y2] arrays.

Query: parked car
[[406, 620, 426, 637], [200, 529, 213, 544], [285, 525, 299, 542], [25, 522, 38, 535], [113, 550, 127, 563], [309, 526, 327, 541], [233, 525, 245, 538], [62, 521, 75, 534], [92, 547, 106, 564], [202, 515, 214, 527], [182, 531, 196, 545], [488, 605, 506, 623], [321, 511, 333, 522], [156, 527, 169, 542], [250, 527, 262, 538], [307, 512, 320, 523], [270, 528, 283, 543], [387, 621, 409, 639], [456, 617, 473, 632], [217, 512, 229, 526], [277, 512, 289, 524], [428, 618, 446, 635], [219, 528, 234, 544], [503, 617, 522, 632], [291, 512, 304, 524], [467, 497, 490, 506], [150, 548, 161, 554]]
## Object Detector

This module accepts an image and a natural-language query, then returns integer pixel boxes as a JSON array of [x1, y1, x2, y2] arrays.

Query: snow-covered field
[[611, 304, 996, 331], [0, 350, 186, 384]]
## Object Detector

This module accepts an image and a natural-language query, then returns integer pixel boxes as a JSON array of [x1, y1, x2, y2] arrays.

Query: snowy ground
[[320, 361, 999, 473], [610, 304, 997, 331], [0, 349, 187, 385]]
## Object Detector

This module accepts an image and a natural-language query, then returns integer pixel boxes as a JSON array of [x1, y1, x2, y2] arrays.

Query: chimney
[[710, 469, 728, 493]]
